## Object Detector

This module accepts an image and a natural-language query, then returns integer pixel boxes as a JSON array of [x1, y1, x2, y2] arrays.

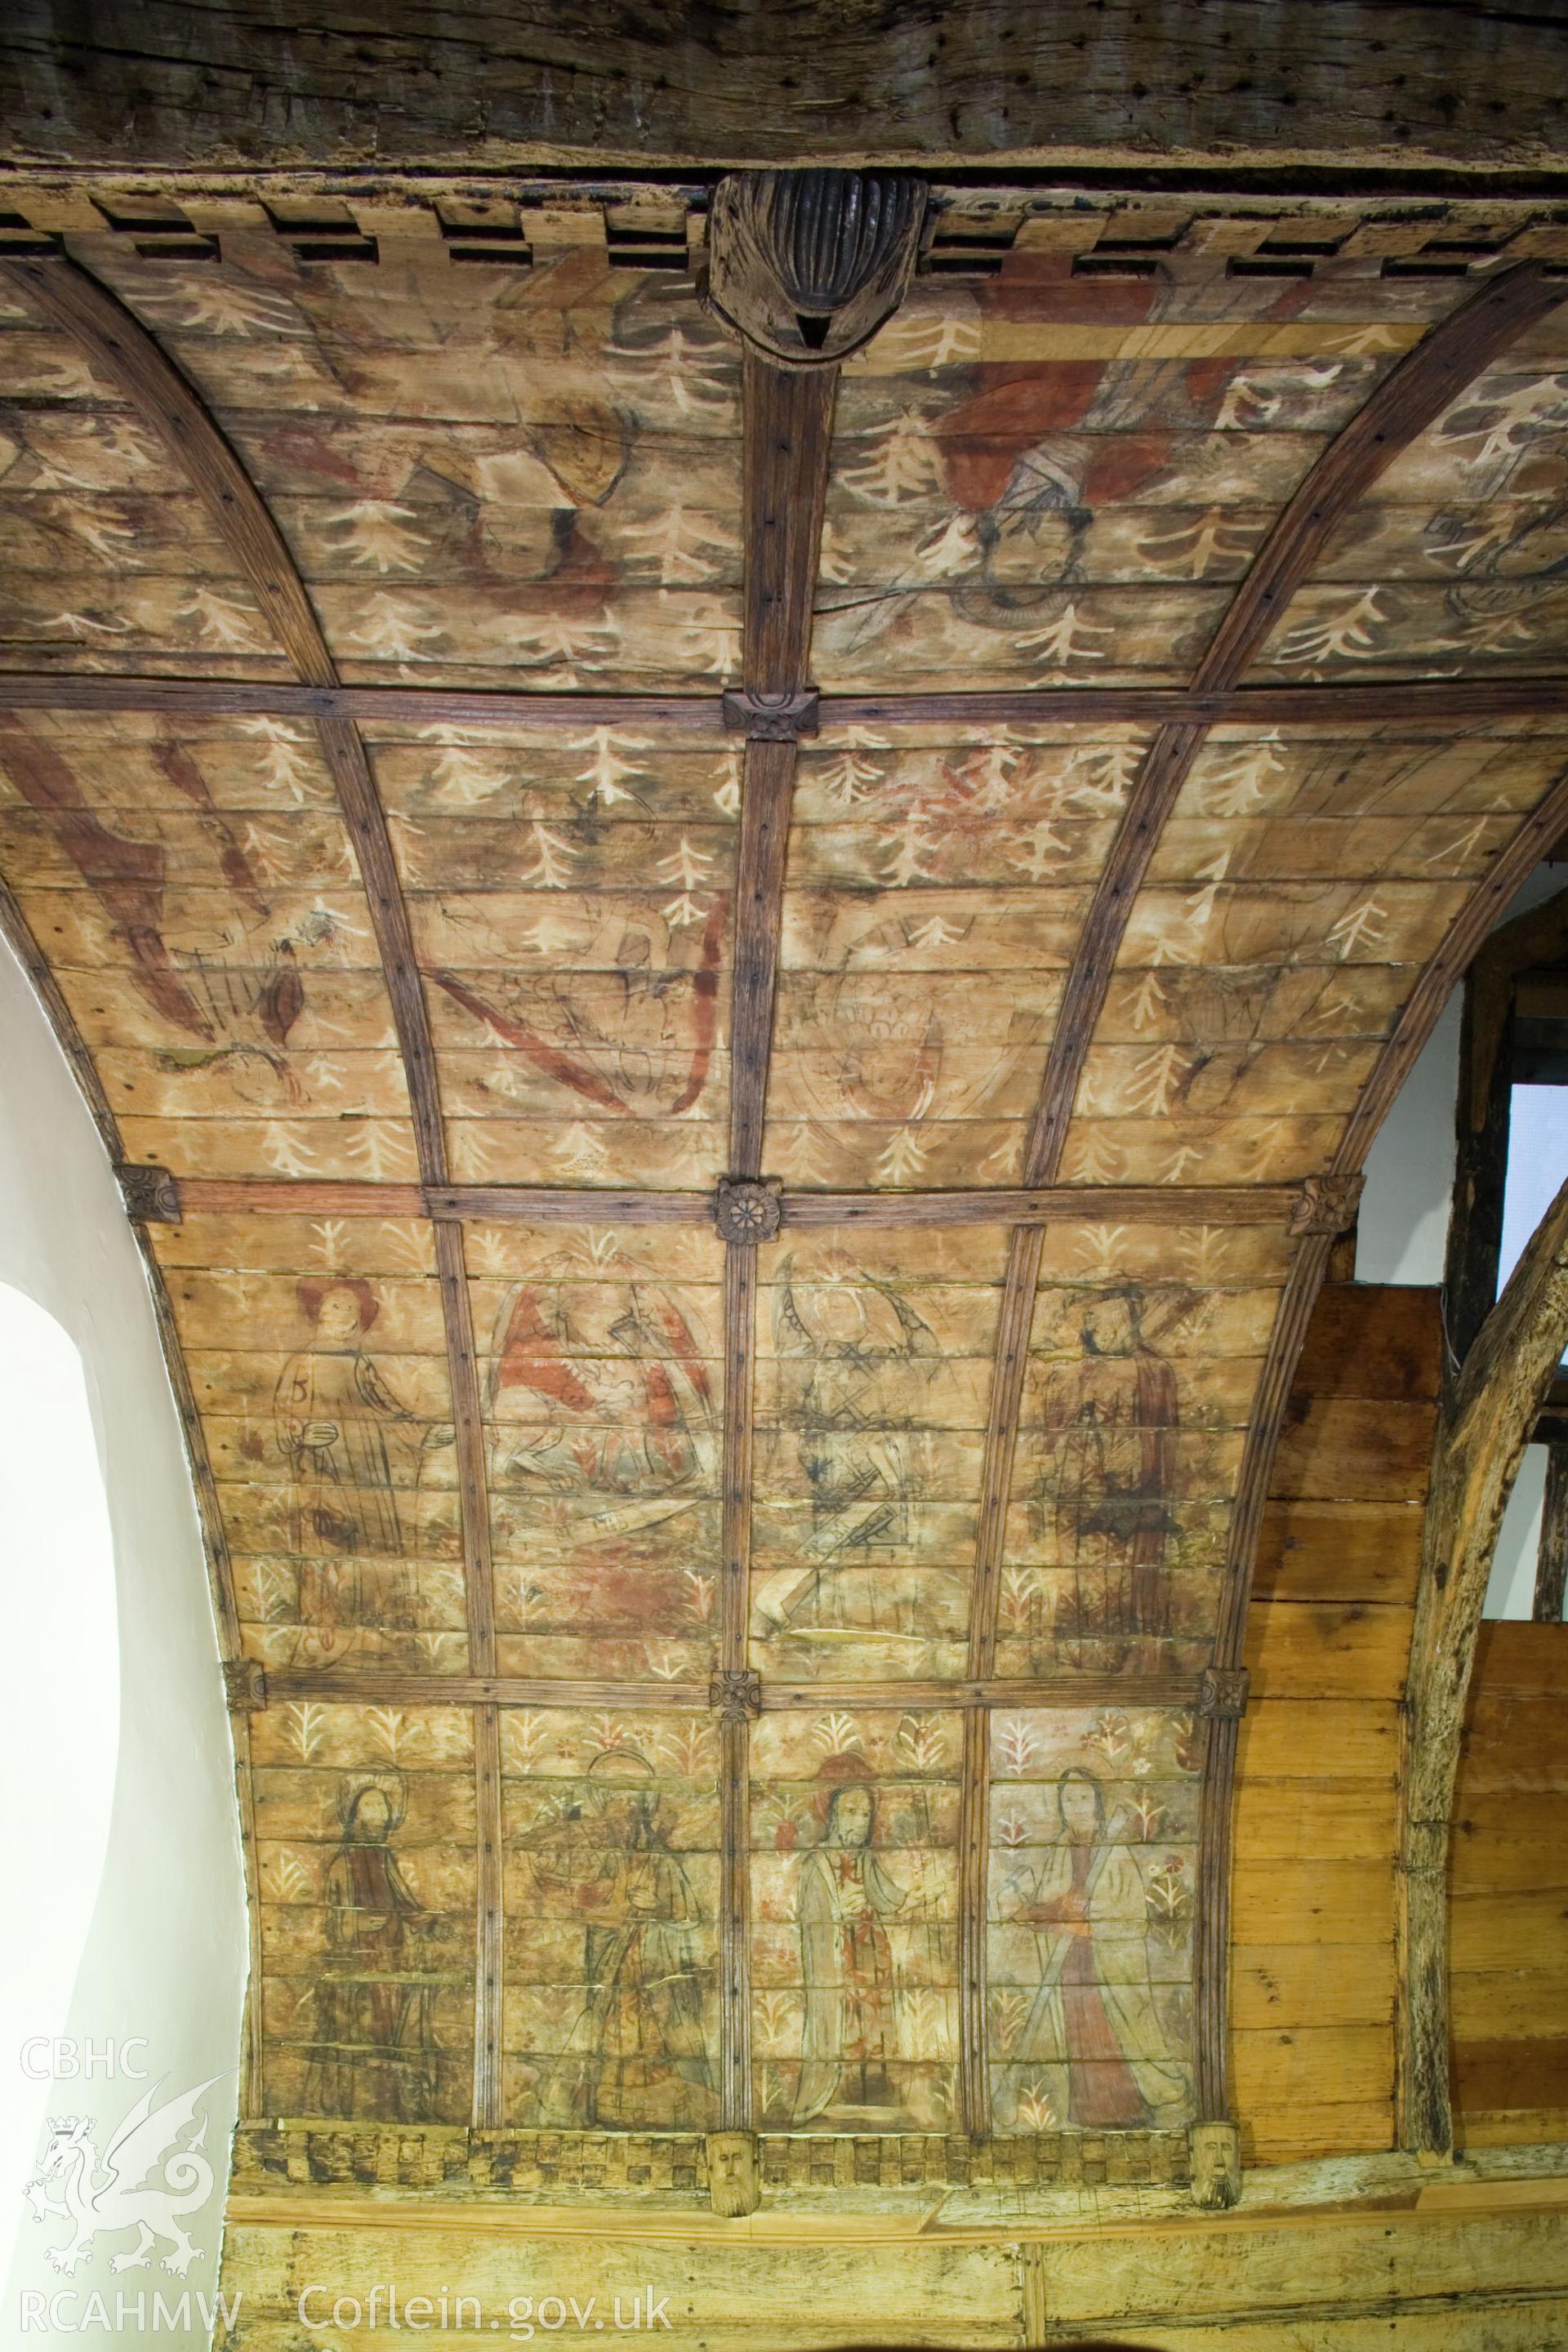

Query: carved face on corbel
[[705, 2129, 760, 2217], [706, 170, 926, 364]]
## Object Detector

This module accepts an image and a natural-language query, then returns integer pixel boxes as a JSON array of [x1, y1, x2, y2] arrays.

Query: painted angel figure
[[1003, 1767, 1189, 2130], [487, 1277, 717, 1509]]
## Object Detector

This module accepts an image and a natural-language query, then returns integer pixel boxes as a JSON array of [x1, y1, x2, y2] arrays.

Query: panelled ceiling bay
[[2, 168, 1568, 2255]]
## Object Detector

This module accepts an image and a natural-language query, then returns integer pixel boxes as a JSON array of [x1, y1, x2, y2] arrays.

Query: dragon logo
[[24, 2074, 225, 2278]]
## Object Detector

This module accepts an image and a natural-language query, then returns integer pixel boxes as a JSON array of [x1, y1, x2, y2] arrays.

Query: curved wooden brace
[[958, 260, 1568, 2144], [0, 252, 506, 2117], [1399, 1175, 1568, 2154]]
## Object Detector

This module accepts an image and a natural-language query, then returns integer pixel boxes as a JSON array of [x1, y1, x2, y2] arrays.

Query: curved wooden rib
[[2, 256, 335, 688], [956, 261, 1568, 2141], [1401, 1176, 1568, 2152], [1, 253, 506, 2121]]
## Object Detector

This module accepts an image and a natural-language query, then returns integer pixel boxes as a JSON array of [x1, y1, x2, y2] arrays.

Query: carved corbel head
[[705, 2128, 760, 2217]]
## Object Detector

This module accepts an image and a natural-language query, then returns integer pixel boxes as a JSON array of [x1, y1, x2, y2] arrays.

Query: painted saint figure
[[1032, 1287, 1179, 1650], [306, 1779, 449, 2121], [274, 1278, 439, 1661], [525, 1749, 713, 2129], [1005, 1767, 1188, 2129], [792, 1756, 911, 2123]]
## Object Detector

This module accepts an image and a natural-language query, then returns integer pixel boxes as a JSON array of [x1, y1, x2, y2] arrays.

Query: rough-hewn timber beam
[[0, 251, 510, 2127], [1397, 1173, 1568, 2154]]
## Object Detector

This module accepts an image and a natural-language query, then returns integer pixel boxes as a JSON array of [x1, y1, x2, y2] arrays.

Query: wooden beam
[[2, 252, 512, 2131], [259, 1668, 1205, 1711], [0, 673, 728, 729], [158, 1175, 1306, 1227], [12, 667, 1568, 732], [1399, 1170, 1568, 2155], [728, 737, 799, 1178]]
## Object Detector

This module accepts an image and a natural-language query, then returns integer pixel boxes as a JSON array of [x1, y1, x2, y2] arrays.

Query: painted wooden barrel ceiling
[[2, 174, 1567, 2172]]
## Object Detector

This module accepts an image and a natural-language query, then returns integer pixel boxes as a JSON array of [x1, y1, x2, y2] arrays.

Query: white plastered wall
[[0, 928, 247, 2341]]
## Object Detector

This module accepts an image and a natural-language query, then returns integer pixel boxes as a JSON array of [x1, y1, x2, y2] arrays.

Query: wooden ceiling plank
[[954, 257, 1568, 2164], [0, 253, 512, 2132]]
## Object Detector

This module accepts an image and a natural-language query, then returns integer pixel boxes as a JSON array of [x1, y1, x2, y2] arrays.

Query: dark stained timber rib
[[10, 669, 1568, 729], [163, 1177, 1307, 1224]]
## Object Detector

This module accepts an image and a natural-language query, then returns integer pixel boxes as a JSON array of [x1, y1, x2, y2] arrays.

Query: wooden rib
[[956, 261, 1568, 2147], [315, 709, 448, 1183], [7, 254, 512, 2130], [825, 679, 1568, 729], [742, 353, 837, 700], [967, 1226, 1047, 1684], [472, 1704, 504, 2130], [0, 257, 336, 685], [261, 1668, 1205, 1711], [14, 668, 1568, 732], [720, 1241, 760, 1686], [957, 1709, 990, 2136], [782, 1184, 1301, 1228], [717, 1216, 759, 2130], [0, 864, 266, 2107], [1193, 1232, 1334, 2122], [1192, 1711, 1241, 2130], [728, 737, 798, 1178], [434, 1200, 503, 2128], [706, 346, 841, 2135], [167, 1176, 1303, 1226], [719, 1712, 751, 2131]]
